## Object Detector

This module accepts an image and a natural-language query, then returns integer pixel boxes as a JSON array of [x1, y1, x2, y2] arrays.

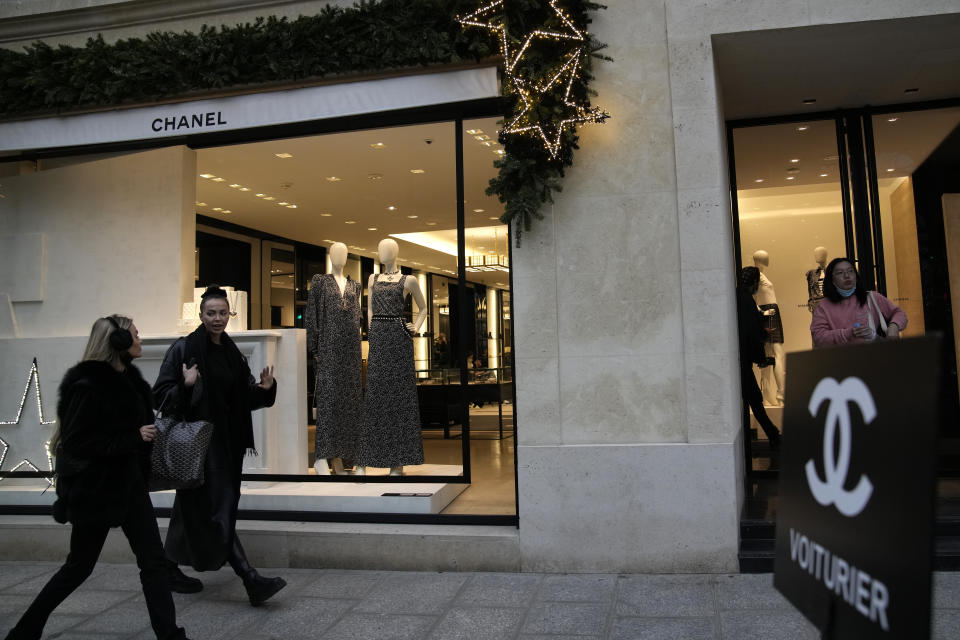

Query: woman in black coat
[[5, 316, 189, 640], [736, 267, 782, 450], [153, 286, 284, 606]]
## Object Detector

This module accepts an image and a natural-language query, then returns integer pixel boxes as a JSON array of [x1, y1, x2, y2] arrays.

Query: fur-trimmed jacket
[[52, 361, 154, 526]]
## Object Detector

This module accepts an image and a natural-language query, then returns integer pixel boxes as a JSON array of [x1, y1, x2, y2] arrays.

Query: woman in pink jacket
[[810, 258, 907, 347]]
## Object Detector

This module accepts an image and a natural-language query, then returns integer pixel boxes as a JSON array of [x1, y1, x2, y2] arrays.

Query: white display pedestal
[[0, 465, 466, 515]]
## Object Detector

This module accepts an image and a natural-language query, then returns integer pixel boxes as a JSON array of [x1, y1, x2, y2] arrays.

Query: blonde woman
[[5, 316, 189, 640]]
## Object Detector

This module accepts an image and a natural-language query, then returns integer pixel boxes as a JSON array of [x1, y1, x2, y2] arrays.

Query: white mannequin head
[[329, 242, 347, 269], [752, 249, 769, 270], [378, 238, 399, 267], [813, 246, 827, 265]]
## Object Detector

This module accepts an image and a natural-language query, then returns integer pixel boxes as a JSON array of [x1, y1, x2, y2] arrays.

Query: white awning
[[0, 66, 500, 153]]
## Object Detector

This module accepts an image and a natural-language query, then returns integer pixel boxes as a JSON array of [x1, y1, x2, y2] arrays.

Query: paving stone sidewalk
[[1, 562, 958, 639]]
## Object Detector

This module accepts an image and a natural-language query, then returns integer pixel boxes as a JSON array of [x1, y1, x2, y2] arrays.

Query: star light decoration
[[0, 358, 56, 486], [458, 0, 609, 158]]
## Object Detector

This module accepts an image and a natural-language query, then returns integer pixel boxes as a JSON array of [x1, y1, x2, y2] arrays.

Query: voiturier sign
[[774, 336, 942, 638]]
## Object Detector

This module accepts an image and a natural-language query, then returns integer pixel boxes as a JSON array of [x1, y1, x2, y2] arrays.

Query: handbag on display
[[868, 292, 889, 339], [148, 412, 214, 491]]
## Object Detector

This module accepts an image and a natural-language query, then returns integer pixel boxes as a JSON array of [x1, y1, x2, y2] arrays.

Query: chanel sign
[[774, 336, 942, 639]]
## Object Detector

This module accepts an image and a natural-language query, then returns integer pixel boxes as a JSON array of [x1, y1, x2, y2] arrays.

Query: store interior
[[733, 106, 960, 474], [192, 117, 517, 515]]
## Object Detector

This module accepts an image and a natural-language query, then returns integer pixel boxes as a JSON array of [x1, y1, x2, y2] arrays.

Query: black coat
[[152, 325, 277, 570], [737, 290, 768, 367], [52, 361, 154, 527]]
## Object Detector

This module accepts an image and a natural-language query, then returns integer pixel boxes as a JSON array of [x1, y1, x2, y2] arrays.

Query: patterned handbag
[[148, 413, 214, 491]]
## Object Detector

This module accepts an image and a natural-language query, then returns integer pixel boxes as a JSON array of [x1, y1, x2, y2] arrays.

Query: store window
[[0, 111, 516, 521]]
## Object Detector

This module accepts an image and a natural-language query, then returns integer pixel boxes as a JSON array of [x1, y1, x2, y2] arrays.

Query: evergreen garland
[[0, 0, 607, 242]]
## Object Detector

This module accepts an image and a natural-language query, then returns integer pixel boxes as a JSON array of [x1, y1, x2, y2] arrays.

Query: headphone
[[105, 316, 134, 352]]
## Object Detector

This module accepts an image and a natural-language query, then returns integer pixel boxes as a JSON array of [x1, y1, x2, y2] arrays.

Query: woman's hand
[[851, 324, 876, 340], [258, 365, 275, 389], [182, 363, 200, 387], [887, 323, 901, 339], [140, 424, 157, 442]]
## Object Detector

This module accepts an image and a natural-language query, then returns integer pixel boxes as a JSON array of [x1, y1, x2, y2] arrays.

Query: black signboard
[[774, 336, 943, 638]]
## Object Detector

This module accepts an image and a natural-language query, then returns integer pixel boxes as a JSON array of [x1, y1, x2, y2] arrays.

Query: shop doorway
[[729, 103, 960, 521]]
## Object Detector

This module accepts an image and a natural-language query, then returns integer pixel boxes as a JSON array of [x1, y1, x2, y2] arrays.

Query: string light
[[0, 358, 56, 486], [458, 0, 609, 159], [1, 358, 56, 426]]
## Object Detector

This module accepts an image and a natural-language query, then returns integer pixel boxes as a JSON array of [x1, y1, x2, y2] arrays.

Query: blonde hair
[[51, 314, 133, 453]]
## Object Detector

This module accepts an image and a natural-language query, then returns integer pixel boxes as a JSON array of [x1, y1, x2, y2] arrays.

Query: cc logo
[[804, 377, 875, 517]]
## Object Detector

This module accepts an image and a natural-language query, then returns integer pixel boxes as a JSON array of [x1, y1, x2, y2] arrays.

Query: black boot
[[227, 536, 286, 606], [166, 559, 203, 594]]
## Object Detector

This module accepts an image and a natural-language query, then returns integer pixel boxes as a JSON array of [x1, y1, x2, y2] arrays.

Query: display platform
[[0, 464, 466, 515]]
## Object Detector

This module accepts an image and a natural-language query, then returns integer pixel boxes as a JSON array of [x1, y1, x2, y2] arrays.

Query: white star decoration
[[458, 0, 608, 158], [0, 358, 56, 486]]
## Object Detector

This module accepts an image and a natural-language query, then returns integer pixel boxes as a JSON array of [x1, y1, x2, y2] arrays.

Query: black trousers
[[740, 363, 781, 443], [6, 488, 185, 640]]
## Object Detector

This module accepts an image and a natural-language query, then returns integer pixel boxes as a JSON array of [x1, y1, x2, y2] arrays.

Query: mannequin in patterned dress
[[355, 239, 427, 476], [306, 242, 362, 476], [752, 250, 786, 406]]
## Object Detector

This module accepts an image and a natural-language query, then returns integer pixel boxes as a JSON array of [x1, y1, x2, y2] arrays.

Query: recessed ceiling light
[[407, 215, 418, 219], [221, 210, 231, 214], [320, 213, 332, 217], [345, 220, 356, 224], [370, 142, 386, 149], [790, 159, 799, 163], [196, 202, 207, 206], [229, 183, 241, 188], [212, 207, 222, 211], [368, 173, 383, 180], [278, 201, 289, 206], [482, 141, 493, 147], [211, 177, 226, 182], [474, 135, 490, 141], [255, 193, 265, 197], [820, 173, 829, 177], [473, 208, 484, 213], [239, 187, 250, 192], [410, 169, 425, 174], [754, 179, 764, 183], [495, 149, 505, 155], [274, 153, 293, 158], [287, 205, 297, 209], [489, 217, 499, 220], [797, 126, 809, 132], [264, 196, 276, 201], [887, 117, 898, 122], [786, 176, 795, 180], [466, 129, 483, 135], [368, 227, 378, 231], [326, 176, 342, 182], [886, 168, 895, 172], [199, 173, 215, 179], [387, 206, 397, 211], [426, 222, 437, 226]]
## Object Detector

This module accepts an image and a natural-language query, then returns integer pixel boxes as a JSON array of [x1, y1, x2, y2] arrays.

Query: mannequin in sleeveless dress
[[356, 239, 427, 476], [753, 250, 786, 406], [804, 246, 828, 313], [314, 242, 352, 476]]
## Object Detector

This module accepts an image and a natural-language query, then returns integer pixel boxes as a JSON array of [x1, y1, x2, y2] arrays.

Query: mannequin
[[752, 250, 786, 407], [355, 239, 427, 476], [804, 246, 828, 313], [305, 242, 362, 476]]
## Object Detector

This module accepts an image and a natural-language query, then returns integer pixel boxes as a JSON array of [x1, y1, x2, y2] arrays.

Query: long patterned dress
[[304, 273, 362, 463], [355, 274, 424, 467]]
